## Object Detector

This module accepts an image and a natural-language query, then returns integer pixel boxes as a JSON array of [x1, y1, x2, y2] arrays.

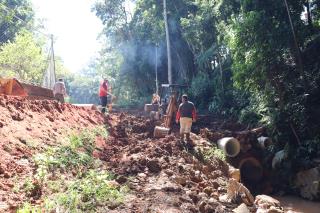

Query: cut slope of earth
[[0, 95, 105, 211]]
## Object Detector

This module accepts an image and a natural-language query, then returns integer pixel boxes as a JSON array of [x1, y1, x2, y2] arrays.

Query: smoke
[[118, 39, 166, 78]]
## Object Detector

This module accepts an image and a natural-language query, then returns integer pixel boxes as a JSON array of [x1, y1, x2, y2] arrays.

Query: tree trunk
[[283, 0, 308, 90], [163, 0, 172, 84], [305, 0, 313, 27]]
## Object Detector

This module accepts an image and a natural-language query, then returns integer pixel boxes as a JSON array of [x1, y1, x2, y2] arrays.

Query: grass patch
[[18, 126, 127, 212], [45, 170, 127, 212], [34, 126, 108, 180], [17, 203, 41, 213], [203, 146, 226, 161]]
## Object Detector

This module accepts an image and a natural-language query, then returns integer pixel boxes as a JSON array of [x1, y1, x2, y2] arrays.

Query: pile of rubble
[[96, 113, 285, 212]]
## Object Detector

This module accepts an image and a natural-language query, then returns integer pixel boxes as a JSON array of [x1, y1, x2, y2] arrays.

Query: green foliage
[[0, 0, 34, 44], [203, 146, 226, 162], [189, 72, 213, 110], [0, 30, 46, 84], [34, 127, 107, 180], [23, 127, 125, 212], [17, 203, 41, 213], [21, 177, 36, 195], [291, 138, 320, 170], [45, 170, 126, 212]]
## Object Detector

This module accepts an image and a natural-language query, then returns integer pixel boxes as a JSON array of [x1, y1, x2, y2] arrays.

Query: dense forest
[[1, 0, 320, 194]]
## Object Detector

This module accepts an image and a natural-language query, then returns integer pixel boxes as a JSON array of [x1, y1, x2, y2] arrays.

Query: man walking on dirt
[[53, 78, 67, 103], [99, 78, 109, 113], [176, 94, 197, 146]]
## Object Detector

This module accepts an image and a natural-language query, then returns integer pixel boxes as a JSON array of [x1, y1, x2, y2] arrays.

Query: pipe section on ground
[[239, 157, 263, 182], [73, 104, 98, 111], [217, 137, 240, 157], [257, 136, 272, 149], [154, 126, 170, 138]]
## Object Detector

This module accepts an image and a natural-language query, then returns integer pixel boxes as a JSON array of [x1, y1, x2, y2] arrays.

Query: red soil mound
[[0, 95, 105, 210]]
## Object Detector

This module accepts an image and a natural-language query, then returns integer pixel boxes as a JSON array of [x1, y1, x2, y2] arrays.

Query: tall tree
[[0, 31, 46, 84], [0, 0, 34, 43]]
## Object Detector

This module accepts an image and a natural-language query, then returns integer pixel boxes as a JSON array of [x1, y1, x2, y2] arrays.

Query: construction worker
[[152, 93, 160, 105], [175, 94, 197, 146], [53, 78, 67, 103], [99, 78, 109, 113]]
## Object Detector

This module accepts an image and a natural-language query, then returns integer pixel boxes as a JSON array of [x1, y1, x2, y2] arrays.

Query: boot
[[186, 133, 191, 141], [186, 133, 194, 148], [180, 133, 185, 143]]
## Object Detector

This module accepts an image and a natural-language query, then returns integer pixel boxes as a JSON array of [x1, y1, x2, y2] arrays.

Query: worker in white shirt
[[53, 78, 67, 103]]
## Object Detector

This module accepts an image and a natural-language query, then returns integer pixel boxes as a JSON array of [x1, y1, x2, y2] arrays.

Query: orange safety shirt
[[99, 81, 108, 97]]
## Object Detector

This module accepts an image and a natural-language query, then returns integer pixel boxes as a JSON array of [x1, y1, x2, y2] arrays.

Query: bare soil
[[0, 95, 254, 212], [0, 95, 104, 211]]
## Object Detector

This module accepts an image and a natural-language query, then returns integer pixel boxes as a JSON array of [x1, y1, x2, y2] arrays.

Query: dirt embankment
[[0, 95, 105, 210], [0, 96, 283, 212]]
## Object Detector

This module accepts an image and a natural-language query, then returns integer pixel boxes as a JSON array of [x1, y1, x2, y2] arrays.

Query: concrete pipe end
[[239, 157, 263, 182], [218, 137, 241, 157]]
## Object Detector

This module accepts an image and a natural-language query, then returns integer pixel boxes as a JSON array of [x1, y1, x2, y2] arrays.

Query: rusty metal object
[[0, 78, 54, 100], [0, 78, 27, 96], [21, 83, 54, 100]]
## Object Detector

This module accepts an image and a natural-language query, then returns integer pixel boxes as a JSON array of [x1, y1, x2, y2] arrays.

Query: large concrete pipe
[[239, 157, 263, 182], [217, 137, 240, 157], [154, 126, 170, 138], [73, 104, 98, 111], [257, 136, 272, 149]]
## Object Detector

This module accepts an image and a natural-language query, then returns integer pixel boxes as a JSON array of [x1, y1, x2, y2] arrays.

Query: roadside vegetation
[[16, 126, 128, 213]]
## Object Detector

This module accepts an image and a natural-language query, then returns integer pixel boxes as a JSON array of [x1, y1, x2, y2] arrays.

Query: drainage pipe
[[239, 157, 263, 182], [257, 136, 273, 149], [217, 137, 241, 157]]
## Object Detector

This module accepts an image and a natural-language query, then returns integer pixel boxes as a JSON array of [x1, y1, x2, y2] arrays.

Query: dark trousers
[[55, 93, 64, 104], [100, 96, 108, 113]]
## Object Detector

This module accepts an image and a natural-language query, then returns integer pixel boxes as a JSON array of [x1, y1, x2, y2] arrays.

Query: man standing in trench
[[176, 94, 197, 147], [99, 78, 109, 113], [53, 78, 67, 103]]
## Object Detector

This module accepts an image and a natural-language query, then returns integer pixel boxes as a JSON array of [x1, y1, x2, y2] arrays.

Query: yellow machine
[[153, 84, 188, 138], [0, 78, 54, 99]]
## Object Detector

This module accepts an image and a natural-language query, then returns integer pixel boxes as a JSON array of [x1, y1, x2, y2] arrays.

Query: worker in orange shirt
[[99, 78, 109, 113]]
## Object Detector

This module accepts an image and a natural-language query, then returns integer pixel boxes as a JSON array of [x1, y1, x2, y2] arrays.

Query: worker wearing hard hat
[[53, 78, 67, 103], [176, 94, 197, 147]]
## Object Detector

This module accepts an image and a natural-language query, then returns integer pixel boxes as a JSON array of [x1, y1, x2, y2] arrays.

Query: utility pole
[[50, 34, 56, 82], [155, 44, 159, 95], [42, 34, 56, 88], [163, 0, 172, 85]]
